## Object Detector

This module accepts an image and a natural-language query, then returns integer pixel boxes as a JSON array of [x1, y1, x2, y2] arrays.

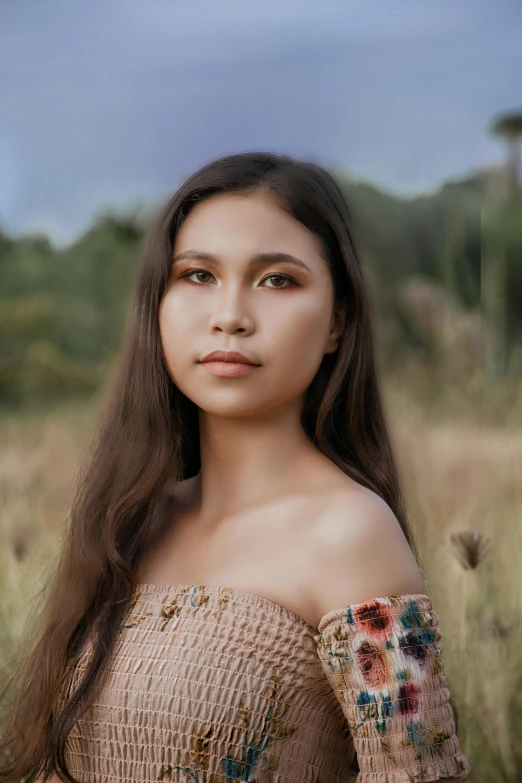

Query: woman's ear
[[325, 299, 347, 354]]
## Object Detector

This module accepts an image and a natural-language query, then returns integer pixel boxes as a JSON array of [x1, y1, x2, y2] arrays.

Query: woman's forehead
[[174, 191, 325, 262]]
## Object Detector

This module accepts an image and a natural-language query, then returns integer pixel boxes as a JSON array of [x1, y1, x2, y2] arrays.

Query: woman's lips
[[200, 361, 261, 377]]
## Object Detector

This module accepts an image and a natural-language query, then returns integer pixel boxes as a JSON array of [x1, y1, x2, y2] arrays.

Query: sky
[[1, 0, 520, 247]]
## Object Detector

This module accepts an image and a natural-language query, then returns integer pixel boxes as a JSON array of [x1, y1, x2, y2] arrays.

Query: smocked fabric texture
[[63, 585, 470, 782], [315, 594, 470, 782]]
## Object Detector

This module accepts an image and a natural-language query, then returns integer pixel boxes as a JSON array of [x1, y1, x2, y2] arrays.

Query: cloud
[[0, 0, 519, 243]]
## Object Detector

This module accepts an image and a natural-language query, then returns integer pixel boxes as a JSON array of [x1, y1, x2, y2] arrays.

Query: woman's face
[[159, 189, 345, 417]]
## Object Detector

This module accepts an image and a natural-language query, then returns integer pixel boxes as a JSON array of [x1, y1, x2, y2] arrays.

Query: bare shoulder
[[305, 485, 426, 625]]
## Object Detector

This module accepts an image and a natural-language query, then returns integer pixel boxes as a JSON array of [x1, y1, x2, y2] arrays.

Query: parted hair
[[0, 151, 425, 782]]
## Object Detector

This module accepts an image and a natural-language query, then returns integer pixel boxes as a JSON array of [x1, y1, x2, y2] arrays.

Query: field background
[[1, 162, 522, 780]]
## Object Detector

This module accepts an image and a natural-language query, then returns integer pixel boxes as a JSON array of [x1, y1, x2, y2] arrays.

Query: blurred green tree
[[491, 110, 522, 194]]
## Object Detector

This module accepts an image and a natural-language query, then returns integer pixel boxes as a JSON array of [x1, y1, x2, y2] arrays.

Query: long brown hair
[[0, 151, 425, 782]]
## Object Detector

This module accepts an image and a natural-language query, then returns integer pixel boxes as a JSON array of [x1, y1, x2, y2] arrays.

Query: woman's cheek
[[277, 306, 330, 363], [160, 295, 199, 346]]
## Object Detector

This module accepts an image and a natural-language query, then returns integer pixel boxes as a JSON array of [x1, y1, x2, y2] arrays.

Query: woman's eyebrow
[[171, 250, 311, 272]]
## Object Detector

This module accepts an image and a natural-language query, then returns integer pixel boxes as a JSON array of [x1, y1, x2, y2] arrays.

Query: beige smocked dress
[[63, 583, 471, 782]]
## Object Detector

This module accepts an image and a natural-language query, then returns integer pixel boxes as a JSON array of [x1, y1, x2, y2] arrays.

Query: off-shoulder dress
[[62, 583, 471, 782]]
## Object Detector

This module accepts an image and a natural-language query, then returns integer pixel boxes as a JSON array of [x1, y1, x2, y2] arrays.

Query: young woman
[[0, 152, 470, 782]]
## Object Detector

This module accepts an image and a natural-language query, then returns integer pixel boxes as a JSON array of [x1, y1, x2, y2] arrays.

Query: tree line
[[1, 124, 521, 407]]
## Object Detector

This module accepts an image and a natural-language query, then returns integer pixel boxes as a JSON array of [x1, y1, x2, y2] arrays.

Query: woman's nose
[[207, 287, 255, 334]]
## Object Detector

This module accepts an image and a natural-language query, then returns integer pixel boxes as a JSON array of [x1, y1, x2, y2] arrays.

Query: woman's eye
[[262, 274, 296, 289], [179, 269, 296, 288], [181, 269, 214, 284]]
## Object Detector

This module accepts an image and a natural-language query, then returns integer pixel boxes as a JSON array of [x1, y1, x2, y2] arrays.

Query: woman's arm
[[310, 494, 471, 782]]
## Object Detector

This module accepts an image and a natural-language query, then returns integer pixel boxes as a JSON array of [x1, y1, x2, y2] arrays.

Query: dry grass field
[[1, 373, 521, 781]]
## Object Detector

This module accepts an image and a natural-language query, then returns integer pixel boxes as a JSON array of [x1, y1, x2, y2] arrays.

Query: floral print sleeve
[[313, 593, 471, 782]]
